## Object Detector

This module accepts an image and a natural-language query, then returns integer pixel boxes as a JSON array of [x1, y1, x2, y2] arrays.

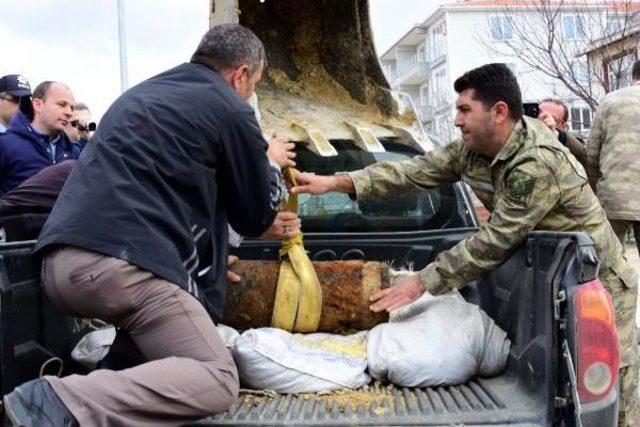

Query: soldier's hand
[[538, 111, 558, 132], [369, 274, 424, 313], [289, 170, 335, 195], [227, 255, 241, 282], [260, 211, 301, 240], [290, 170, 355, 195], [267, 134, 296, 168]]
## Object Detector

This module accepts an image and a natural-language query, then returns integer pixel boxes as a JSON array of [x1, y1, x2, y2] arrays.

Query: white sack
[[367, 291, 510, 387], [216, 323, 240, 347], [232, 328, 370, 393], [71, 324, 239, 369], [71, 326, 117, 369]]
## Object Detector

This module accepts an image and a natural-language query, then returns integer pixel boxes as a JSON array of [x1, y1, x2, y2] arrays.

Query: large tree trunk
[[223, 260, 389, 332]]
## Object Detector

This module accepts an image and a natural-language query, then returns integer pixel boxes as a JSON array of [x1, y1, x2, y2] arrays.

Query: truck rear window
[[296, 141, 459, 233]]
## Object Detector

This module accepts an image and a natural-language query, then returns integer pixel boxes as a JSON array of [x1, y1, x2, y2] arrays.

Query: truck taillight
[[574, 280, 620, 403]]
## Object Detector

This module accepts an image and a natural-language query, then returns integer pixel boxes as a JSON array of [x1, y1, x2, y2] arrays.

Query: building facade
[[380, 1, 631, 141], [583, 19, 639, 100]]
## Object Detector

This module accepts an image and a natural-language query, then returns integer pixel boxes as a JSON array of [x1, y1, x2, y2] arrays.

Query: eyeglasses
[[0, 94, 18, 104], [70, 120, 96, 132]]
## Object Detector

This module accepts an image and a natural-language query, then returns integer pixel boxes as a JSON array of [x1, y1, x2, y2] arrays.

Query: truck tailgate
[[199, 376, 544, 426]]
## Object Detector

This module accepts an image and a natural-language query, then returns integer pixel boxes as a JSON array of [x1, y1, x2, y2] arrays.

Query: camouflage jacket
[[587, 82, 640, 220], [349, 117, 638, 365], [560, 130, 587, 168], [349, 116, 636, 294]]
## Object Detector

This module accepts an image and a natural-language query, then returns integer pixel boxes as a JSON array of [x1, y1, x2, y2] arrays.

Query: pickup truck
[[0, 0, 621, 424], [0, 139, 620, 426]]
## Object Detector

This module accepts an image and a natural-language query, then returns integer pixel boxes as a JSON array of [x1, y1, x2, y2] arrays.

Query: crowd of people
[[0, 76, 97, 241], [0, 22, 638, 427]]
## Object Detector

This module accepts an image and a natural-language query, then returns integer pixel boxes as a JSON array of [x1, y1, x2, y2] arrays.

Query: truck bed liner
[[200, 376, 542, 426]]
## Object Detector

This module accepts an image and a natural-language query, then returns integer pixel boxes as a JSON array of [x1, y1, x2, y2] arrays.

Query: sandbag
[[367, 292, 510, 387], [71, 326, 117, 369], [216, 324, 241, 347], [72, 324, 239, 369], [232, 328, 370, 393]]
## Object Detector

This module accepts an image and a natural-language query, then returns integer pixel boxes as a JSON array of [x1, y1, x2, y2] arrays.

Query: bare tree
[[477, 0, 639, 110]]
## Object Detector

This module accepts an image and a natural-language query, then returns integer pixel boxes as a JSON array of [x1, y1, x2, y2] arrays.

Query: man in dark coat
[[2, 24, 285, 426]]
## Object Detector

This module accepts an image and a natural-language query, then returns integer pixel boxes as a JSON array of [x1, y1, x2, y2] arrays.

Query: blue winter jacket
[[0, 112, 81, 195]]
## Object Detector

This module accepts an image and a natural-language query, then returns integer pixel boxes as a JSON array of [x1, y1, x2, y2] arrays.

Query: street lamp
[[117, 0, 129, 93]]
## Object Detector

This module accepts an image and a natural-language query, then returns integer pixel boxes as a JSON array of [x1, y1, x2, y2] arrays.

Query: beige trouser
[[608, 220, 640, 426], [41, 246, 239, 426]]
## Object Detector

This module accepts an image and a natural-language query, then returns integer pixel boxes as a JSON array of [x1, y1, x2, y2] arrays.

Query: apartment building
[[380, 0, 626, 141]]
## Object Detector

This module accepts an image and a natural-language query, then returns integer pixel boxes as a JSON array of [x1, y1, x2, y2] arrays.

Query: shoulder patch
[[506, 169, 537, 206]]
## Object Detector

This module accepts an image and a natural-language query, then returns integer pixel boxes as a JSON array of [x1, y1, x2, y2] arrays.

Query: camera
[[522, 103, 540, 119], [71, 120, 97, 132]]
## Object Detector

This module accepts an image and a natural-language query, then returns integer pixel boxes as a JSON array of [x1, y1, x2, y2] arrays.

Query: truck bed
[[202, 230, 577, 426], [0, 231, 583, 426], [201, 376, 540, 425]]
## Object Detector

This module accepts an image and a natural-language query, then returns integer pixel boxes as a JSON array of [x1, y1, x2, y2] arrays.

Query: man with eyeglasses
[[0, 74, 31, 133], [0, 80, 81, 195], [537, 98, 587, 166]]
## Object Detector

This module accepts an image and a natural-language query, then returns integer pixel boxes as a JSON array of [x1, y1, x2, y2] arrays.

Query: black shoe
[[2, 379, 78, 427]]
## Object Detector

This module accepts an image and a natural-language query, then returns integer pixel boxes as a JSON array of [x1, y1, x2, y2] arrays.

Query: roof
[[449, 0, 639, 12], [379, 10, 445, 60], [380, 26, 429, 61], [580, 21, 640, 55]]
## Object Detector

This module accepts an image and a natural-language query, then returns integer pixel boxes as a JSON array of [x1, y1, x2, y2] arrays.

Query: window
[[295, 141, 458, 232], [572, 61, 589, 85], [607, 53, 635, 91], [384, 63, 396, 81], [430, 21, 447, 61], [562, 15, 587, 41], [570, 107, 592, 132], [490, 16, 513, 41], [420, 84, 429, 106], [432, 68, 448, 106], [605, 18, 622, 35], [417, 44, 426, 62]]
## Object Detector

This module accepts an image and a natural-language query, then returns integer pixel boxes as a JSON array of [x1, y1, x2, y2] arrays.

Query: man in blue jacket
[[3, 24, 286, 426], [0, 81, 81, 195]]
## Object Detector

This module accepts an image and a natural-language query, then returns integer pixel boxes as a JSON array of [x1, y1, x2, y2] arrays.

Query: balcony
[[390, 55, 430, 88], [430, 50, 447, 67]]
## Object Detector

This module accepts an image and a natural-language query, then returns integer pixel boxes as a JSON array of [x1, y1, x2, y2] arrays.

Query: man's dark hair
[[191, 24, 266, 75], [453, 63, 523, 120], [541, 98, 569, 122], [632, 59, 640, 82], [32, 81, 55, 100]]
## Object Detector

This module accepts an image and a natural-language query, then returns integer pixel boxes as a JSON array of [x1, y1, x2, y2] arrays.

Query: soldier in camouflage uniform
[[586, 62, 640, 425], [587, 60, 640, 258], [292, 63, 638, 425]]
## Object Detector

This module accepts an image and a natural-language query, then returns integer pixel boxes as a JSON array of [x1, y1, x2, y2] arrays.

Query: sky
[[0, 0, 455, 121]]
